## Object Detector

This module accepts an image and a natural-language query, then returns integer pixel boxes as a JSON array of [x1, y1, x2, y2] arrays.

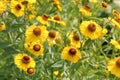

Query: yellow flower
[[24, 41, 44, 56], [14, 53, 36, 71], [110, 39, 120, 49], [25, 25, 48, 44], [36, 14, 49, 26], [0, 24, 6, 31], [47, 30, 63, 46], [89, 0, 97, 3], [62, 46, 81, 63], [68, 30, 81, 48], [53, 70, 59, 76], [101, 1, 108, 9], [111, 17, 120, 29], [49, 15, 66, 27], [107, 57, 120, 77], [10, 1, 24, 17], [79, 5, 91, 16], [52, 0, 62, 12], [80, 21, 106, 40], [0, 1, 7, 14], [26, 67, 35, 75], [112, 10, 120, 17]]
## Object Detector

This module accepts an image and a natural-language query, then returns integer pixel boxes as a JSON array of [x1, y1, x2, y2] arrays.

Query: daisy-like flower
[[101, 1, 108, 9], [10, 0, 24, 17], [49, 15, 66, 27], [112, 10, 120, 17], [24, 41, 44, 56], [52, 0, 62, 12], [80, 20, 107, 40], [109, 17, 120, 29], [0, 24, 6, 31], [26, 67, 35, 75], [61, 46, 81, 63], [68, 31, 81, 48], [47, 30, 63, 46], [110, 39, 120, 49], [0, 1, 7, 14], [14, 53, 36, 71], [89, 0, 97, 3], [79, 5, 91, 16], [36, 14, 49, 26], [25, 25, 48, 44], [107, 57, 120, 77]]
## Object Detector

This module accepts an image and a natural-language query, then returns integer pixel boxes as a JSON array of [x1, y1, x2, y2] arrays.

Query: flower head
[[80, 21, 107, 40], [14, 53, 36, 71], [26, 67, 35, 75], [79, 5, 91, 16], [25, 25, 48, 44], [0, 24, 6, 31], [110, 39, 120, 49], [68, 31, 81, 48], [62, 46, 81, 63], [24, 41, 44, 56], [107, 57, 120, 77], [10, 1, 24, 17]]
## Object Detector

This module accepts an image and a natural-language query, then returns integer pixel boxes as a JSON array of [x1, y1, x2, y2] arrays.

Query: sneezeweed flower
[[47, 30, 63, 46], [10, 0, 24, 17], [0, 1, 7, 14], [24, 41, 44, 56], [110, 39, 120, 49], [49, 15, 66, 27], [79, 5, 91, 16], [112, 10, 120, 17], [101, 1, 108, 9], [62, 46, 81, 63], [0, 24, 6, 31], [109, 17, 120, 29], [26, 67, 35, 75], [80, 20, 107, 40], [89, 0, 97, 3], [107, 57, 120, 77], [14, 53, 36, 71], [52, 0, 62, 12], [36, 14, 49, 26], [68, 30, 81, 48], [25, 25, 48, 44]]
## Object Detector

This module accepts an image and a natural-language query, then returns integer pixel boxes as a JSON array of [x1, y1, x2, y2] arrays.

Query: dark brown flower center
[[84, 5, 91, 11], [33, 27, 41, 36], [102, 2, 108, 8], [27, 67, 35, 74], [33, 44, 41, 51], [54, 15, 61, 21], [73, 33, 79, 41], [15, 4, 22, 10], [22, 56, 30, 64], [116, 58, 120, 67], [48, 30, 56, 38], [69, 48, 76, 56], [42, 14, 48, 21], [113, 10, 119, 16], [87, 23, 96, 32]]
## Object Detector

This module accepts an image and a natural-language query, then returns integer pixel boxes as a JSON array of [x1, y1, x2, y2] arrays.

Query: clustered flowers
[[1, 0, 120, 79]]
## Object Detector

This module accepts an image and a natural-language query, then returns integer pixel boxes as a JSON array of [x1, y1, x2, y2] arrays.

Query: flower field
[[0, 0, 120, 80]]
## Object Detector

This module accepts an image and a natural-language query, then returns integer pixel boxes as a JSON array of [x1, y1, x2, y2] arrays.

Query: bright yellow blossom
[[0, 24, 6, 31], [110, 39, 120, 49], [107, 57, 120, 77], [62, 46, 81, 63], [10, 1, 24, 17], [14, 53, 36, 71]]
